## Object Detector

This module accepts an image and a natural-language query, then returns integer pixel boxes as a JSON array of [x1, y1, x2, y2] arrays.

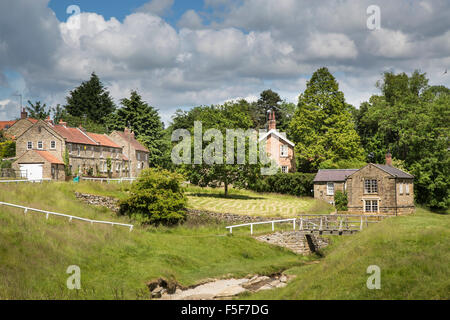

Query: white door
[[19, 164, 43, 181]]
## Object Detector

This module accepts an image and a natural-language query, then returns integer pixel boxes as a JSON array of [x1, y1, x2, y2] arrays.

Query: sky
[[0, 0, 449, 125]]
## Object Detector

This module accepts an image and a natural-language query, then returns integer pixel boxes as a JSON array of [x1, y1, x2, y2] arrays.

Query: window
[[365, 200, 379, 213], [68, 144, 72, 153], [399, 183, 404, 195], [50, 141, 56, 149], [100, 148, 104, 158], [364, 179, 378, 194], [37, 141, 43, 150], [92, 146, 95, 158], [327, 182, 335, 196], [77, 145, 80, 156], [280, 145, 288, 157], [281, 166, 288, 173], [405, 184, 410, 195], [137, 162, 141, 169], [27, 141, 33, 150], [137, 153, 141, 160]]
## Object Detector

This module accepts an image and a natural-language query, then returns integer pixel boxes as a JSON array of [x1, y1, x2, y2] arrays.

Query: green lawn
[[243, 207, 450, 300], [185, 185, 333, 217], [0, 182, 306, 299]]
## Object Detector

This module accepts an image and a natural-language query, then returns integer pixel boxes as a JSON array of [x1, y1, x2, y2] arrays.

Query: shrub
[[119, 168, 187, 226], [334, 191, 348, 211], [249, 172, 315, 197], [0, 160, 12, 169], [0, 140, 16, 158]]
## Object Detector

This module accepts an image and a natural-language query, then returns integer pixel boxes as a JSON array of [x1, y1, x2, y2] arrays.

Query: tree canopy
[[289, 67, 365, 172]]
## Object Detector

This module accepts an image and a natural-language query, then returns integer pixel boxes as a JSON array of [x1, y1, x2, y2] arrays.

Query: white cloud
[[306, 33, 358, 60], [136, 0, 174, 16], [178, 10, 204, 29]]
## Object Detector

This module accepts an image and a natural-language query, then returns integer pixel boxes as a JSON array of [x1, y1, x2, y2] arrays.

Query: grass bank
[[0, 182, 306, 299], [244, 208, 449, 300]]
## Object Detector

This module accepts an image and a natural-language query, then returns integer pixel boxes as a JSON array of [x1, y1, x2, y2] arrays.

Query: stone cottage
[[10, 115, 148, 180], [108, 128, 150, 178], [259, 110, 296, 173], [313, 153, 415, 215]]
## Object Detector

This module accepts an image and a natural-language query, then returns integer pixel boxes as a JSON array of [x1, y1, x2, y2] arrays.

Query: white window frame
[[364, 179, 378, 194], [100, 147, 104, 158], [281, 166, 288, 173], [280, 145, 288, 158], [364, 199, 379, 213], [327, 182, 335, 196], [27, 141, 33, 150], [137, 152, 141, 161], [399, 183, 404, 195], [50, 141, 56, 149], [405, 183, 410, 195], [37, 141, 43, 150]]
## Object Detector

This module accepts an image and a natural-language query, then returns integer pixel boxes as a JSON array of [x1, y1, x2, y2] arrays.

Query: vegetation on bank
[[0, 182, 305, 299], [244, 208, 449, 300]]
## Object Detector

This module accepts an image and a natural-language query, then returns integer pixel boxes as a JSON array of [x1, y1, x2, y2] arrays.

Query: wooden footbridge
[[226, 214, 390, 236]]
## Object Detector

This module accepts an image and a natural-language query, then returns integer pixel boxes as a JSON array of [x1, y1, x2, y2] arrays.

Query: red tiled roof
[[0, 120, 16, 130], [53, 125, 98, 145], [115, 131, 149, 152], [86, 132, 120, 148], [28, 118, 39, 124], [34, 150, 64, 165]]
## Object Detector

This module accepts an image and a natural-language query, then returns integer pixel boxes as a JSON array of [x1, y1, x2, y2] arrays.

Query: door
[[19, 164, 43, 181]]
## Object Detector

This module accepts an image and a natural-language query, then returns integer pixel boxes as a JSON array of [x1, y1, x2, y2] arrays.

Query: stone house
[[258, 110, 296, 173], [3, 109, 38, 139], [108, 128, 150, 178], [313, 153, 415, 215], [11, 117, 148, 180]]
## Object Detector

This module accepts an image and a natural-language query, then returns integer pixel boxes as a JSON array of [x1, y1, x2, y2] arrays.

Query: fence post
[[319, 218, 323, 231], [293, 219, 296, 231], [300, 218, 303, 231], [250, 224, 253, 235], [339, 218, 343, 231], [272, 222, 274, 232], [360, 216, 363, 231]]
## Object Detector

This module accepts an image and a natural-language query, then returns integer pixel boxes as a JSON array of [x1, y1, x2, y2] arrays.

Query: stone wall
[[74, 192, 120, 213], [314, 182, 345, 204], [255, 231, 329, 255]]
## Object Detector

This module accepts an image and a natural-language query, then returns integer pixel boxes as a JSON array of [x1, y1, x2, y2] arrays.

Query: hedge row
[[248, 172, 315, 197]]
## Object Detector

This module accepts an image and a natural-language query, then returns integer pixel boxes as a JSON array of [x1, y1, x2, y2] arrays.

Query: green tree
[[289, 67, 365, 172], [172, 100, 262, 197], [107, 90, 167, 167], [355, 71, 450, 209], [26, 100, 50, 120], [119, 168, 187, 226], [65, 72, 116, 124], [63, 148, 71, 177]]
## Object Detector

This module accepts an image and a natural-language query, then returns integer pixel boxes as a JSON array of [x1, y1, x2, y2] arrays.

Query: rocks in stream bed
[[155, 274, 296, 300]]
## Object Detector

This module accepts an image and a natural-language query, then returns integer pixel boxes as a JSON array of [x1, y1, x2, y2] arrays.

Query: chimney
[[45, 116, 53, 125], [268, 110, 276, 131], [130, 131, 135, 139], [58, 119, 67, 127], [385, 152, 392, 166], [21, 108, 27, 119]]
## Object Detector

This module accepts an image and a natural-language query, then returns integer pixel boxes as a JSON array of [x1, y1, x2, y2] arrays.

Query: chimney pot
[[268, 110, 276, 131], [21, 108, 28, 119], [386, 152, 393, 166]]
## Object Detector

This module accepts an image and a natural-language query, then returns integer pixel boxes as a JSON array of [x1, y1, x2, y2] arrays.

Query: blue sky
[[49, 0, 206, 26], [1, 0, 449, 123]]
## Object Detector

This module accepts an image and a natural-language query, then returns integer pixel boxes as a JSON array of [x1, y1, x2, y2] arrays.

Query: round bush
[[119, 168, 187, 226]]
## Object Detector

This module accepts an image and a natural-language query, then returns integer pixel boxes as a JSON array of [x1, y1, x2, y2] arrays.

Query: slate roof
[[313, 169, 358, 182], [372, 164, 414, 178]]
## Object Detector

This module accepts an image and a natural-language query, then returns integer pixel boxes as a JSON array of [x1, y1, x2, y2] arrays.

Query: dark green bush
[[119, 168, 187, 226], [249, 172, 315, 197], [334, 191, 348, 211], [0, 160, 12, 169]]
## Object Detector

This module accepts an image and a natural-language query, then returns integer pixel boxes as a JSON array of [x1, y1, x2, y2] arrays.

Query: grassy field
[[67, 182, 334, 217], [0, 182, 307, 299], [244, 207, 450, 300]]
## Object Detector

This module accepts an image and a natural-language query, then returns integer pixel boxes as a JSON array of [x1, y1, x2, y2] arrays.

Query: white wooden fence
[[0, 201, 134, 231], [0, 179, 52, 184], [226, 218, 296, 235], [80, 177, 136, 183]]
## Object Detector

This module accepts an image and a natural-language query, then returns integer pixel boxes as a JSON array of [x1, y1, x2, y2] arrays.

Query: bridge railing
[[226, 215, 390, 235], [226, 218, 296, 235], [0, 201, 134, 231]]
